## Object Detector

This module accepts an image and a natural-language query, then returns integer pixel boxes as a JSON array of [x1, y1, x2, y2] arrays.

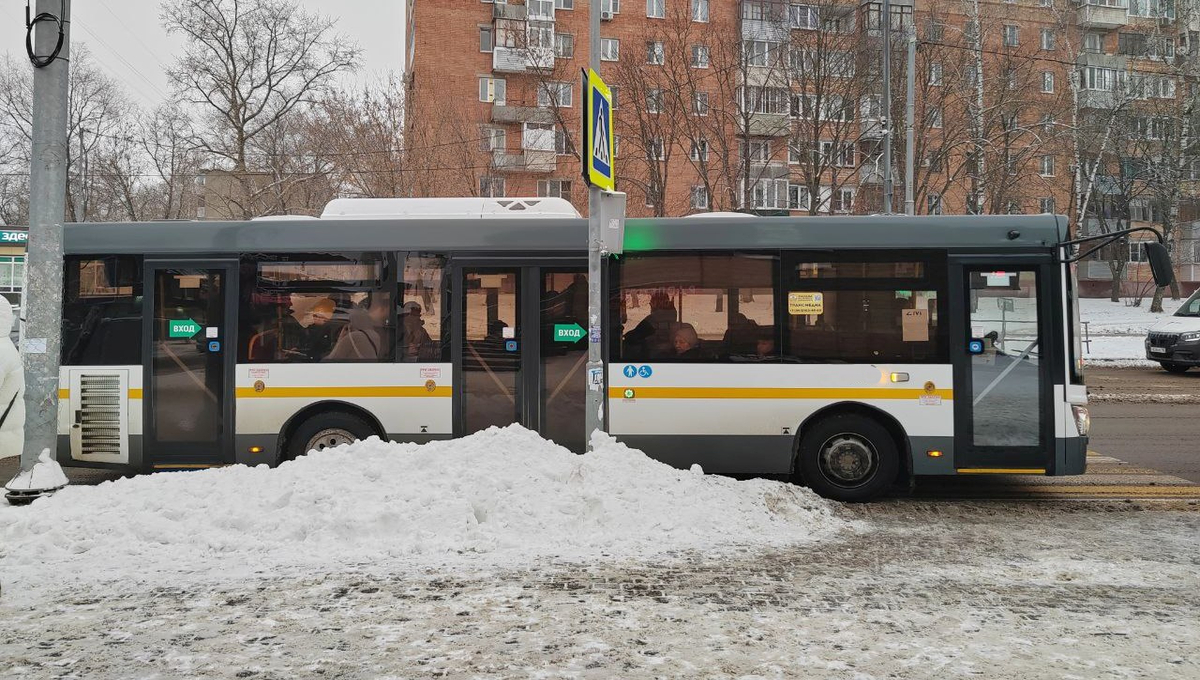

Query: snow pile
[[0, 426, 849, 589]]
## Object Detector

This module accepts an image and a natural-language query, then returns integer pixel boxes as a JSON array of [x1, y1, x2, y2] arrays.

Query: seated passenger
[[623, 291, 679, 360], [755, 330, 776, 360], [673, 324, 708, 361], [325, 295, 388, 361], [399, 300, 434, 360], [722, 312, 759, 357]]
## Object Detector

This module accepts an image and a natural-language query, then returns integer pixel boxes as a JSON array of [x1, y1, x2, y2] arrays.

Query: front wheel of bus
[[287, 412, 376, 460], [795, 414, 899, 503]]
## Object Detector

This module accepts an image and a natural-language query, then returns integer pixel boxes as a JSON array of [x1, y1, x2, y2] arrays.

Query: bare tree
[[163, 0, 361, 217]]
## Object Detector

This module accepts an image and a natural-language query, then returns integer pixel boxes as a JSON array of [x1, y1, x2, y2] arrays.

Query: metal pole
[[904, 28, 916, 216], [15, 1, 70, 483], [881, 0, 893, 213], [585, 0, 603, 449]]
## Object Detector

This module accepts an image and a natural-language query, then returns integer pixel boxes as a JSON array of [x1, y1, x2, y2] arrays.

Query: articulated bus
[[56, 198, 1091, 501]]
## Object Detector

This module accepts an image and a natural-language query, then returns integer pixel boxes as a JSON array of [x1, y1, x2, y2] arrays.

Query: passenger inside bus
[[399, 300, 436, 360], [672, 324, 710, 361], [622, 291, 680, 360], [324, 294, 389, 361]]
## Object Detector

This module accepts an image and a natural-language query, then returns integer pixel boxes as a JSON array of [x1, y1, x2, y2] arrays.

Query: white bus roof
[[320, 197, 581, 220]]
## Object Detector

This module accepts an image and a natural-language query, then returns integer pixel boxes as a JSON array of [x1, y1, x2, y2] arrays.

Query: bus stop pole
[[585, 0, 604, 449], [10, 0, 71, 496]]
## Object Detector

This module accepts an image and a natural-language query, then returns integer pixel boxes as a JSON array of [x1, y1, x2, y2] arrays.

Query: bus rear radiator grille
[[78, 376, 125, 457]]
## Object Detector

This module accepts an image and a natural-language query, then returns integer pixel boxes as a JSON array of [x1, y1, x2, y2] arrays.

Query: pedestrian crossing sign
[[582, 68, 615, 192]]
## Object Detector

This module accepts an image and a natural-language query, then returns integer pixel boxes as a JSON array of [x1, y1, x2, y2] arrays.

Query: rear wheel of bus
[[287, 411, 376, 460], [794, 413, 899, 503]]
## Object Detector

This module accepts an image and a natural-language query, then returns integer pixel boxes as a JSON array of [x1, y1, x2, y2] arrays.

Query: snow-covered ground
[[1081, 297, 1185, 364], [2, 429, 1199, 677]]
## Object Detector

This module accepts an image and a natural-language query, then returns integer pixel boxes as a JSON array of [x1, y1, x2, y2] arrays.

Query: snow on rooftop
[[0, 426, 849, 590], [320, 197, 581, 220]]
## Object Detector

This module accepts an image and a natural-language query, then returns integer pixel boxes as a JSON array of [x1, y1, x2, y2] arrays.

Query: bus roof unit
[[320, 197, 582, 220]]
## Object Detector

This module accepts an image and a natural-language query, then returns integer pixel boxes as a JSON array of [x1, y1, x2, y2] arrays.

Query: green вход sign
[[553, 323, 585, 343], [169, 318, 202, 339]]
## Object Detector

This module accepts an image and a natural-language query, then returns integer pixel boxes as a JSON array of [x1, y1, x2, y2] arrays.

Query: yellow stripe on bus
[[57, 389, 143, 399], [235, 385, 453, 399], [607, 387, 954, 400]]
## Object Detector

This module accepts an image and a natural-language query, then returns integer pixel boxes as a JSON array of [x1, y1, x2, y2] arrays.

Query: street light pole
[[584, 0, 603, 448], [9, 0, 71, 499], [881, 0, 893, 213], [905, 27, 916, 216]]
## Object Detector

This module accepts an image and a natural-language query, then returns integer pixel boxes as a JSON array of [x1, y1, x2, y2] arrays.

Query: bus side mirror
[[1143, 242, 1174, 288]]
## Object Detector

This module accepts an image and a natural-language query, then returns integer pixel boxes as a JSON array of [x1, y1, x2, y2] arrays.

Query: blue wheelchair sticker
[[967, 339, 985, 355], [208, 340, 221, 352], [637, 365, 653, 378], [505, 340, 518, 352], [623, 365, 637, 378]]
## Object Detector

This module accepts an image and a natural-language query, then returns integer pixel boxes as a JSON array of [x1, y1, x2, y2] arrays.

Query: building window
[[196, 206, 206, 219], [690, 186, 709, 210], [746, 139, 771, 163], [820, 141, 855, 167], [1040, 29, 1054, 51], [601, 38, 620, 61], [555, 127, 571, 155], [743, 1, 769, 21], [927, 193, 944, 215], [832, 187, 855, 213], [602, 0, 620, 13], [783, 252, 946, 364], [1039, 155, 1055, 177], [790, 4, 819, 29], [690, 139, 709, 162], [647, 41, 665, 64], [929, 107, 943, 129], [1083, 66, 1117, 91], [742, 86, 790, 115], [1002, 25, 1019, 47], [537, 179, 572, 199], [1042, 72, 1054, 93], [555, 0, 575, 9], [479, 76, 506, 104], [610, 86, 620, 109], [646, 88, 663, 113], [1129, 0, 1175, 19], [537, 81, 573, 108], [649, 137, 665, 160], [647, 0, 664, 18], [554, 33, 574, 58], [929, 62, 942, 86], [528, 0, 554, 20], [483, 126, 506, 151], [692, 0, 709, 22], [691, 44, 710, 68], [693, 92, 709, 116], [613, 252, 777, 363], [480, 176, 505, 197], [744, 40, 778, 67], [480, 25, 493, 53], [523, 122, 556, 151], [788, 184, 811, 210], [1083, 33, 1103, 54], [1039, 197, 1056, 214]]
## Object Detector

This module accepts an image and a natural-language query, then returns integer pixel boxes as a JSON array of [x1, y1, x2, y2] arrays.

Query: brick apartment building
[[404, 0, 1197, 289]]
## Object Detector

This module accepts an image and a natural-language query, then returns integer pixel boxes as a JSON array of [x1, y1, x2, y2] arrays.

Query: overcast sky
[[0, 0, 404, 106]]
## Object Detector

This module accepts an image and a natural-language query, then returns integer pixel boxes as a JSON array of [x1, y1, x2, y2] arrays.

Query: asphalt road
[[1086, 365, 1200, 484]]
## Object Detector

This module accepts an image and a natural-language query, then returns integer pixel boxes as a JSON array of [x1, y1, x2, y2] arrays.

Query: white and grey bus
[[54, 198, 1167, 501]]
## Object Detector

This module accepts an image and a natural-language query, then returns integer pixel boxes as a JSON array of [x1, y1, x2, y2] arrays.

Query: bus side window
[[62, 255, 143, 366], [399, 253, 447, 362]]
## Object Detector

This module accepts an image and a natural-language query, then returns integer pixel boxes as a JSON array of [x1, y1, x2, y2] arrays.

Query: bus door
[[949, 260, 1054, 472], [143, 260, 237, 470], [453, 261, 589, 452]]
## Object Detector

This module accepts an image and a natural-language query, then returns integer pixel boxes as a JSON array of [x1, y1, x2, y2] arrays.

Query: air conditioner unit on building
[[601, 10, 614, 21]]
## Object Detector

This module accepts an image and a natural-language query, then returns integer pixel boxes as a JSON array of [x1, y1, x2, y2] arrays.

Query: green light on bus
[[621, 220, 659, 252]]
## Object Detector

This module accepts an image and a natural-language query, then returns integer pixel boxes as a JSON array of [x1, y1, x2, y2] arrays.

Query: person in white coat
[[0, 295, 23, 460]]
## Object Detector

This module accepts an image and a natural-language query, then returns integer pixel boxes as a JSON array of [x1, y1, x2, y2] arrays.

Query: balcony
[[493, 3, 527, 21], [492, 149, 556, 173], [1079, 89, 1121, 109], [493, 46, 528, 73], [491, 105, 556, 125], [747, 113, 790, 137], [741, 18, 788, 43], [1077, 2, 1128, 30]]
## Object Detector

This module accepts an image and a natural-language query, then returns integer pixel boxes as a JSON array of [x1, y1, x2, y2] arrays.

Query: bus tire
[[794, 414, 899, 503], [1161, 362, 1191, 374], [287, 411, 376, 460]]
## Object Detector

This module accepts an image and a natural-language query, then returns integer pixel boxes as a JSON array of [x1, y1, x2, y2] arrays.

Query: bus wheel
[[287, 412, 376, 460], [1161, 362, 1191, 374], [795, 414, 899, 503]]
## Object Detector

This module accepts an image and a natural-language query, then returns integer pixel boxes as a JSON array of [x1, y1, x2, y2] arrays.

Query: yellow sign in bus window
[[788, 291, 824, 315]]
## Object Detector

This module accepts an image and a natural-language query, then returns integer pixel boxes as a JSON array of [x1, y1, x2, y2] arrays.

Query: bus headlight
[[1071, 405, 1090, 437]]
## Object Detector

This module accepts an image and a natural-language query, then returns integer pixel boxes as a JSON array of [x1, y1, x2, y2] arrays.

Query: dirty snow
[[0, 426, 847, 595]]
